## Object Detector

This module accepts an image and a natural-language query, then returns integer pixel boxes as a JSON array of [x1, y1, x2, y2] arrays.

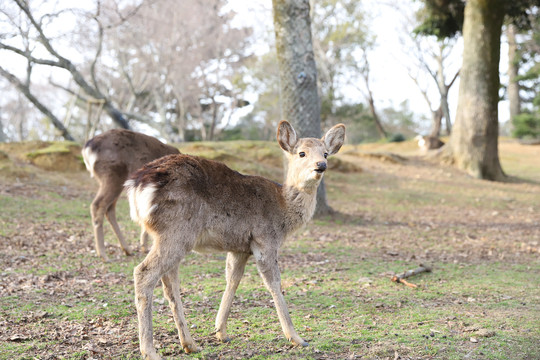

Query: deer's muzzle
[[315, 162, 327, 173]]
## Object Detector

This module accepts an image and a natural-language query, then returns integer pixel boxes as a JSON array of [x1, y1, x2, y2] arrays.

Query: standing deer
[[82, 129, 179, 261], [125, 120, 345, 358]]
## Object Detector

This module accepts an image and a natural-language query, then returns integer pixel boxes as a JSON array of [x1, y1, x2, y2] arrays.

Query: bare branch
[[0, 42, 61, 67], [11, 0, 130, 129], [90, 4, 104, 93], [0, 65, 75, 141], [447, 69, 460, 90]]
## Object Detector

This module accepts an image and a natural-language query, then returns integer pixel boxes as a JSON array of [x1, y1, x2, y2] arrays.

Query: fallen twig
[[391, 264, 432, 288]]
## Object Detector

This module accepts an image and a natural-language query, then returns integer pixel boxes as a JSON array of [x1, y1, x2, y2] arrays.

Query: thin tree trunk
[[507, 24, 521, 121], [0, 116, 6, 142], [436, 47, 453, 135], [367, 93, 387, 139], [429, 105, 443, 138], [272, 0, 332, 216], [448, 0, 505, 181]]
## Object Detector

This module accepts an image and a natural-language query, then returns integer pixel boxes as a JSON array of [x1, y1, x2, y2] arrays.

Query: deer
[[82, 129, 180, 261], [414, 134, 445, 152], [124, 120, 345, 359]]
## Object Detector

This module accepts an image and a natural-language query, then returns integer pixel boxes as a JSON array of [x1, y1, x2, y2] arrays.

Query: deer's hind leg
[[134, 245, 186, 359], [90, 184, 121, 260], [106, 196, 132, 256], [215, 252, 250, 342]]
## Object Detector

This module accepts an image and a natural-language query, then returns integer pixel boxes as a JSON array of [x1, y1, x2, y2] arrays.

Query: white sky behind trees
[[228, 0, 512, 134], [1, 0, 512, 139]]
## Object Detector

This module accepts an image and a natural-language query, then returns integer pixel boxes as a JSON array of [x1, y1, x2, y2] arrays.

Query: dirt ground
[[0, 140, 539, 359]]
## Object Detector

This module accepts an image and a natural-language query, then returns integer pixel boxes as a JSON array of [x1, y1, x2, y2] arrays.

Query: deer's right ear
[[277, 120, 298, 154]]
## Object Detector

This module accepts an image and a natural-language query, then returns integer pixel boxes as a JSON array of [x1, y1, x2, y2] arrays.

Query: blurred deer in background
[[82, 129, 179, 261], [125, 120, 345, 358], [415, 135, 445, 152]]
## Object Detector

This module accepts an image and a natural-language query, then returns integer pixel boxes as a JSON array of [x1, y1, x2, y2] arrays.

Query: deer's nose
[[316, 162, 327, 173]]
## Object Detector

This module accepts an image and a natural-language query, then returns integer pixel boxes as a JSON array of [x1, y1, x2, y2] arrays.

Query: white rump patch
[[82, 147, 97, 178], [125, 180, 158, 224], [414, 135, 426, 150]]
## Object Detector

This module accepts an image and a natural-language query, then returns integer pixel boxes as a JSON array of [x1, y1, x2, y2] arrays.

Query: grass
[[0, 138, 539, 359]]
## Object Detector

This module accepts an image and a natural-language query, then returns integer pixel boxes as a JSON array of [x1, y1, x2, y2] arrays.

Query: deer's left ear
[[322, 124, 346, 155]]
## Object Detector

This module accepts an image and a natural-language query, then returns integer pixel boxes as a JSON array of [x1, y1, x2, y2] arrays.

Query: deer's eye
[[299, 152, 306, 158], [324, 153, 328, 159]]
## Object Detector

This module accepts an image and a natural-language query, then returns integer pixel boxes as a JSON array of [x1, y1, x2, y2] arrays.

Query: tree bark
[[436, 52, 452, 135], [0, 116, 7, 142], [367, 89, 387, 139], [448, 0, 505, 181], [507, 24, 521, 122], [272, 0, 332, 216], [429, 105, 443, 138]]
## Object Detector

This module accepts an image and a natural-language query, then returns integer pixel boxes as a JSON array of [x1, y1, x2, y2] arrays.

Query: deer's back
[[84, 129, 179, 180], [130, 154, 288, 253]]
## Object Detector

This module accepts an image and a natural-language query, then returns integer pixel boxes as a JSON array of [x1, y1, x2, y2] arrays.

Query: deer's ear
[[322, 124, 346, 155], [277, 120, 298, 154]]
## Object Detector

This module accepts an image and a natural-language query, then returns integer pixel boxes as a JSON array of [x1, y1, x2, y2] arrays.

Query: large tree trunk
[[448, 0, 505, 181], [272, 0, 332, 216], [507, 24, 521, 121]]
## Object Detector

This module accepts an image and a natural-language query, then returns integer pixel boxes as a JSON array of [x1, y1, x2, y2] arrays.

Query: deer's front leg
[[140, 229, 151, 253], [215, 252, 250, 342], [161, 265, 198, 353], [252, 245, 308, 347]]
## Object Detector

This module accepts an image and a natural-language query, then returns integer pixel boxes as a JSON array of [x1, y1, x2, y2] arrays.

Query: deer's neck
[[282, 184, 318, 234]]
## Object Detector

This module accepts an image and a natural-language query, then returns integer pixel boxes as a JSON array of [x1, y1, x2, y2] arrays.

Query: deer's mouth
[[314, 168, 325, 174]]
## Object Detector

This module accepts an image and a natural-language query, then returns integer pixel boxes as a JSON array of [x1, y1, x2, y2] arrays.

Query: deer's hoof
[[142, 350, 164, 360], [216, 332, 231, 343], [182, 343, 200, 354], [292, 339, 309, 347]]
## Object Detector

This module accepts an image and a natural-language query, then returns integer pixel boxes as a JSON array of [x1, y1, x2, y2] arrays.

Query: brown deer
[[82, 129, 179, 261], [125, 120, 345, 358]]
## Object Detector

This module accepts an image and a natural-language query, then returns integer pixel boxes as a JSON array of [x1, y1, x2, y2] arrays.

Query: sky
[[227, 0, 512, 134], [1, 0, 513, 139]]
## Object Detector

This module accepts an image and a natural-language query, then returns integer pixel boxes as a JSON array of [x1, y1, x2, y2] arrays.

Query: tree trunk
[[448, 0, 505, 181], [367, 92, 387, 139], [436, 47, 453, 135], [429, 105, 443, 138], [272, 0, 332, 216], [507, 24, 521, 121], [0, 116, 6, 142]]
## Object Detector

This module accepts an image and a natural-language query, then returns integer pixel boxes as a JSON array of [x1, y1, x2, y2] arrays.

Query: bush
[[512, 111, 540, 139], [388, 133, 406, 142]]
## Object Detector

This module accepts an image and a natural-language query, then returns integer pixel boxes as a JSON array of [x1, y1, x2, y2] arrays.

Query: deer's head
[[277, 121, 345, 192]]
